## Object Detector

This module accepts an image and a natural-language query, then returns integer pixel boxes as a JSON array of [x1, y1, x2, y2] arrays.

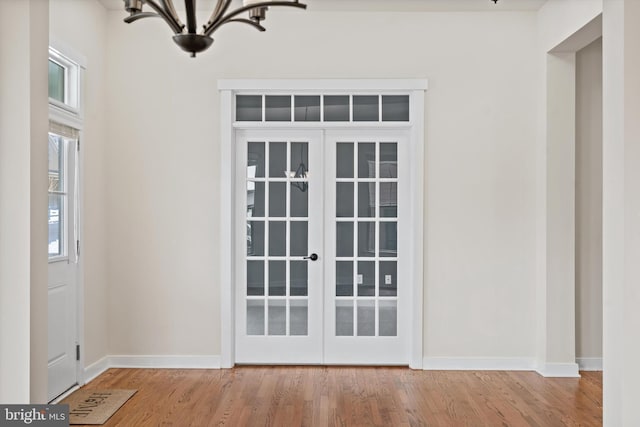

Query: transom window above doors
[[236, 94, 410, 123]]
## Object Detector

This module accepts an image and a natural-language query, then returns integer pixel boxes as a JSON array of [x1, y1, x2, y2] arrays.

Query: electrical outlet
[[357, 274, 363, 284], [385, 274, 392, 285]]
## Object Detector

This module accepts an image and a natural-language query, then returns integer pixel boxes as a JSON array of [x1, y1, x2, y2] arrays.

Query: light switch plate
[[357, 274, 363, 284], [385, 274, 392, 285]]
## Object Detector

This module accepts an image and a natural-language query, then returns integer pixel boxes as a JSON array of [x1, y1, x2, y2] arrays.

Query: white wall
[[535, 0, 602, 375], [0, 0, 49, 403], [602, 0, 640, 424], [575, 37, 603, 361], [49, 0, 110, 371], [104, 10, 538, 361]]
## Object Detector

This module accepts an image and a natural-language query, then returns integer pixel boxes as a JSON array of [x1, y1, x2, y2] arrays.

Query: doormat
[[61, 389, 136, 425]]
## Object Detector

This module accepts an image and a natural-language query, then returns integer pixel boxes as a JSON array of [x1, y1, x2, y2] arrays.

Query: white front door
[[47, 131, 79, 401], [235, 129, 409, 365]]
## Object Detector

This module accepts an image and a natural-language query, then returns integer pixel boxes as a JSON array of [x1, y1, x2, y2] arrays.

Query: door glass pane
[[336, 261, 354, 297], [268, 221, 286, 256], [336, 300, 354, 336], [290, 183, 308, 217], [48, 60, 65, 103], [269, 182, 286, 217], [324, 95, 350, 121], [268, 300, 286, 335], [237, 95, 262, 122], [269, 261, 286, 296], [290, 142, 309, 178], [358, 182, 375, 218], [358, 143, 376, 178], [265, 96, 291, 122], [380, 143, 398, 178], [357, 300, 375, 336], [247, 300, 265, 335], [336, 222, 354, 257], [379, 261, 397, 297], [290, 300, 308, 335], [379, 300, 397, 336], [247, 261, 265, 296], [48, 134, 63, 191], [48, 194, 64, 257], [353, 95, 379, 122], [358, 222, 376, 257], [290, 221, 308, 256], [379, 183, 397, 218], [380, 222, 397, 257], [382, 95, 409, 122], [294, 96, 320, 122], [357, 261, 375, 296], [337, 143, 354, 178], [269, 142, 287, 178], [248, 141, 265, 178], [290, 261, 308, 296], [336, 183, 354, 218], [247, 181, 265, 218], [247, 221, 264, 256]]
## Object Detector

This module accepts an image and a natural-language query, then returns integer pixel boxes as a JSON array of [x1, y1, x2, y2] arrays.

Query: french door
[[235, 129, 409, 365]]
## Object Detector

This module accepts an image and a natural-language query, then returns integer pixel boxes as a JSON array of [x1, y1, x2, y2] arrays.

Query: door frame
[[218, 79, 427, 369]]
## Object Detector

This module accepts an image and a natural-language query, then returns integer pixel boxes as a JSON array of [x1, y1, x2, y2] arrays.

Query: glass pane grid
[[246, 139, 310, 337], [236, 94, 410, 123], [335, 140, 399, 338]]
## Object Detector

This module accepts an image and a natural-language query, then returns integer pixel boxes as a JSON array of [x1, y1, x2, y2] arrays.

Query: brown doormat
[[61, 389, 136, 425]]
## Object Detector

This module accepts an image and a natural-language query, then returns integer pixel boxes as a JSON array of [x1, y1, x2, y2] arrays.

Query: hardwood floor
[[77, 367, 602, 426]]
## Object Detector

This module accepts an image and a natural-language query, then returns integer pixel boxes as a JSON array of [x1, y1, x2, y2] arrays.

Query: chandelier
[[122, 0, 307, 57]]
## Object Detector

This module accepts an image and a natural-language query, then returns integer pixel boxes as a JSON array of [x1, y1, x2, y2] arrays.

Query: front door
[[235, 129, 409, 364], [47, 131, 79, 401]]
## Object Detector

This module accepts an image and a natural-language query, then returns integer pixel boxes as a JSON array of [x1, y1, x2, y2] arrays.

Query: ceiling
[[99, 0, 548, 13]]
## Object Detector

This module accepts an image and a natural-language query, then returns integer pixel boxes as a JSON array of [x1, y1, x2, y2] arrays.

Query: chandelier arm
[[184, 0, 197, 33], [204, 1, 306, 37], [226, 18, 266, 32], [141, 0, 183, 33], [204, 0, 231, 30], [160, 0, 184, 30], [124, 11, 162, 23]]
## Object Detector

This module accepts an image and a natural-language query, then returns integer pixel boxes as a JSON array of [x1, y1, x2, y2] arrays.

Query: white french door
[[235, 129, 409, 365]]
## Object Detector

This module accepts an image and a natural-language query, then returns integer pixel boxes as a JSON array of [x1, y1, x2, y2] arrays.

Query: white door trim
[[218, 79, 426, 369]]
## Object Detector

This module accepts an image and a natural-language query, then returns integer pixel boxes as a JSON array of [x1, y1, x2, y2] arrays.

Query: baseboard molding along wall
[[535, 362, 581, 377], [83, 355, 221, 384], [423, 357, 536, 371], [576, 357, 603, 371]]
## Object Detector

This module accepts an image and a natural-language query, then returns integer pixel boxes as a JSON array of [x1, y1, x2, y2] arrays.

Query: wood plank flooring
[[76, 367, 602, 426]]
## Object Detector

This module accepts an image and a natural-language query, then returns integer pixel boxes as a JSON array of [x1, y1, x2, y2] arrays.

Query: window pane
[[48, 134, 63, 192], [247, 221, 264, 256], [336, 300, 354, 336], [237, 95, 262, 121], [294, 96, 320, 122], [336, 222, 354, 257], [337, 143, 354, 178], [269, 182, 286, 217], [379, 183, 397, 218], [379, 261, 397, 296], [247, 260, 265, 296], [48, 194, 64, 257], [382, 95, 410, 122], [269, 142, 287, 178], [353, 95, 379, 122], [290, 261, 308, 296], [380, 222, 397, 256], [358, 143, 376, 178], [48, 60, 65, 103], [247, 300, 265, 335], [290, 300, 308, 335], [247, 181, 265, 218], [268, 261, 286, 296], [358, 222, 376, 257], [379, 300, 397, 336], [265, 96, 292, 122], [336, 261, 354, 296], [290, 221, 308, 257], [268, 300, 286, 335], [380, 143, 398, 178], [248, 141, 265, 178], [357, 261, 375, 297], [269, 221, 286, 256], [358, 182, 375, 218], [324, 95, 349, 121], [336, 183, 354, 218], [357, 300, 375, 336]]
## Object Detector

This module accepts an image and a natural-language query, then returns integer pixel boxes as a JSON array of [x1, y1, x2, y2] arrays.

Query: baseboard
[[83, 355, 221, 385], [576, 357, 603, 371], [535, 362, 581, 377], [83, 356, 109, 384], [423, 357, 536, 371], [108, 355, 221, 369]]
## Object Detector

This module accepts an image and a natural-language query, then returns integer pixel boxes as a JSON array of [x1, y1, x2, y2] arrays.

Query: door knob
[[303, 253, 319, 261]]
